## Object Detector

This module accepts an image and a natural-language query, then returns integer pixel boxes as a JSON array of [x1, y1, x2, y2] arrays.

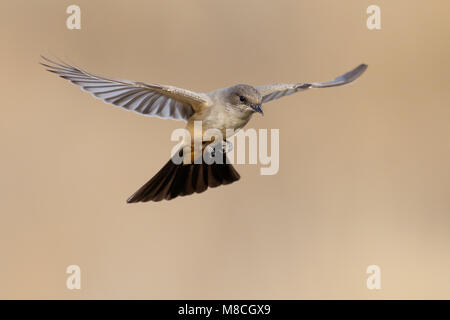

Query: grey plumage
[[257, 64, 368, 103], [40, 56, 210, 121], [41, 56, 367, 202]]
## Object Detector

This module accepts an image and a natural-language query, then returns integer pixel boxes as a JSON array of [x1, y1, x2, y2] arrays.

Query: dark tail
[[126, 149, 240, 203]]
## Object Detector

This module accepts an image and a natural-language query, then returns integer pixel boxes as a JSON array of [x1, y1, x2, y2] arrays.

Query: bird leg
[[222, 140, 233, 154]]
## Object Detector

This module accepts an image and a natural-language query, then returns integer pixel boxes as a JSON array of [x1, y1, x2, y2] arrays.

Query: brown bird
[[41, 56, 367, 202]]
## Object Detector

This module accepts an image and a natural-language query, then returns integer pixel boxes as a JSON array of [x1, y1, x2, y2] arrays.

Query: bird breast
[[187, 104, 252, 139]]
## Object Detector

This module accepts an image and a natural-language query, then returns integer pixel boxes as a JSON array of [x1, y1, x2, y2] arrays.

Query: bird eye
[[239, 96, 246, 103]]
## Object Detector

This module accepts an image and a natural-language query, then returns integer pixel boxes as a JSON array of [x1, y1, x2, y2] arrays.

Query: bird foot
[[222, 140, 233, 154]]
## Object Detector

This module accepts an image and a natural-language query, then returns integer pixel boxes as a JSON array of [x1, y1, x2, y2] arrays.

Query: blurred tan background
[[1, 0, 450, 299]]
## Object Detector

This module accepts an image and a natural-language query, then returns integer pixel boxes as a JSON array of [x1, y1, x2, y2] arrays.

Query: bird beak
[[252, 105, 264, 115]]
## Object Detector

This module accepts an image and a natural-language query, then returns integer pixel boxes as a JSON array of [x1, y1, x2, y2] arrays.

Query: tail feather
[[148, 163, 180, 202], [193, 164, 208, 195], [132, 160, 176, 202], [127, 150, 240, 203]]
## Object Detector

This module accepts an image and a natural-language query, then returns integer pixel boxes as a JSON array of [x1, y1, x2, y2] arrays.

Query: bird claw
[[205, 144, 216, 158], [222, 140, 233, 153]]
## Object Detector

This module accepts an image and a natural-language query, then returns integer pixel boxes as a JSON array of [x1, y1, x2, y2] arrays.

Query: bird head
[[228, 84, 263, 115]]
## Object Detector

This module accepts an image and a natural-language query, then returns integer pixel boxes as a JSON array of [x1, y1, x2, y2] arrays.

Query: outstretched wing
[[257, 64, 367, 104], [40, 56, 211, 121]]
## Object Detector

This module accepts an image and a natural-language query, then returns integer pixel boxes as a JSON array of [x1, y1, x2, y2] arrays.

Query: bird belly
[[206, 110, 250, 137], [187, 106, 252, 140]]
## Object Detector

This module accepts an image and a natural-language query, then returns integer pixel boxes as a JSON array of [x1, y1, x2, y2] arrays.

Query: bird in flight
[[41, 56, 367, 203]]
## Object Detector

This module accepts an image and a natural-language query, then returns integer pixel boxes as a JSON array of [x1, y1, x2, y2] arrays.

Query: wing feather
[[41, 56, 211, 121], [257, 64, 367, 104]]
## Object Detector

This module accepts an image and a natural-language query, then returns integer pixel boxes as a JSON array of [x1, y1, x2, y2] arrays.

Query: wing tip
[[357, 63, 368, 73], [348, 63, 368, 78], [337, 63, 368, 84]]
